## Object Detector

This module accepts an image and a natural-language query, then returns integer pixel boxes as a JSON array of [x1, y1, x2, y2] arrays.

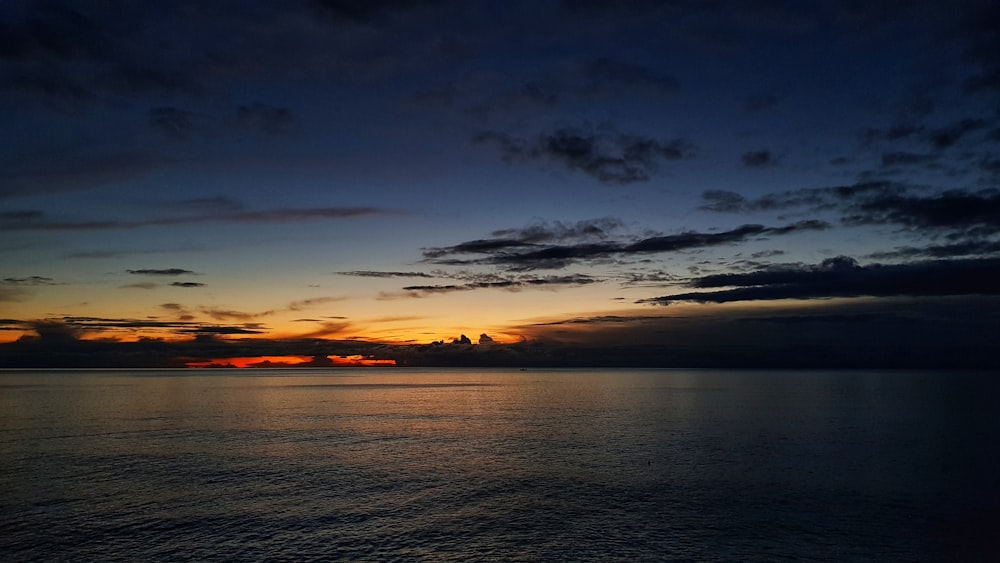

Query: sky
[[1, 0, 999, 368]]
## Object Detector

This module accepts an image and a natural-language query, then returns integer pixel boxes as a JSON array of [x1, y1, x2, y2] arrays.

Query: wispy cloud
[[0, 205, 393, 232], [3, 276, 57, 285], [424, 220, 828, 270], [120, 282, 159, 290], [391, 273, 599, 298], [337, 271, 436, 278], [128, 268, 195, 276]]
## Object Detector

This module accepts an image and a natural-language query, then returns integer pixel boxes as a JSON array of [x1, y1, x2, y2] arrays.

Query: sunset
[[2, 1, 998, 560], [2, 0, 997, 369]]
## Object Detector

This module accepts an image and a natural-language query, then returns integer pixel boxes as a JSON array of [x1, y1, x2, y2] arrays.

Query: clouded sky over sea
[[2, 0, 999, 368]]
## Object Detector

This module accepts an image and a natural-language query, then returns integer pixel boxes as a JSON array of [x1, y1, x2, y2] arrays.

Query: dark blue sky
[[2, 0, 998, 367]]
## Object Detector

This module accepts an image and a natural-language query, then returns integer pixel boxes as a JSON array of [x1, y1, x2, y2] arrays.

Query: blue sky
[[2, 0, 999, 367]]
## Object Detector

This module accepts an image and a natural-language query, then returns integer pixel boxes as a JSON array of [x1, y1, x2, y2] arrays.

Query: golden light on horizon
[[185, 355, 396, 368]]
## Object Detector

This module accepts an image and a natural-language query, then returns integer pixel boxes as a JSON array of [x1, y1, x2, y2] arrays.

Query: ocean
[[1, 368, 997, 561]]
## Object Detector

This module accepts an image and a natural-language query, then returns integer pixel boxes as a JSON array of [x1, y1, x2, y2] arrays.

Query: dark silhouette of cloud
[[623, 221, 828, 253], [700, 183, 1000, 237], [3, 276, 56, 285], [863, 118, 990, 151], [959, 1, 1000, 94], [881, 151, 935, 166], [394, 274, 598, 297], [120, 282, 158, 290], [475, 127, 694, 185], [338, 271, 436, 278], [425, 220, 828, 270], [310, 0, 440, 25], [149, 106, 201, 138], [489, 218, 624, 243], [170, 282, 205, 288], [640, 256, 1000, 305], [742, 150, 775, 168], [183, 326, 262, 335], [843, 188, 1000, 234], [0, 3, 195, 112], [128, 268, 194, 276], [869, 240, 1000, 259], [928, 118, 988, 148]]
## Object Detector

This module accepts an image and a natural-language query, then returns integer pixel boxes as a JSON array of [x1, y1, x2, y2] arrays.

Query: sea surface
[[1, 368, 998, 561]]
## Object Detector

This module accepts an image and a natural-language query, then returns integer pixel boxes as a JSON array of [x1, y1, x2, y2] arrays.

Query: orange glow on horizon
[[185, 355, 396, 368]]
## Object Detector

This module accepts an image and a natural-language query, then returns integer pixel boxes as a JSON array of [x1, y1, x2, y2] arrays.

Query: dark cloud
[[1, 210, 43, 220], [981, 157, 1000, 174], [0, 3, 195, 111], [489, 217, 624, 243], [959, 0, 1000, 94], [741, 150, 776, 168], [338, 271, 435, 278], [928, 118, 988, 148], [127, 268, 195, 276], [869, 240, 1000, 260], [422, 219, 624, 262], [619, 270, 679, 286], [701, 182, 1000, 237], [475, 127, 694, 185], [3, 297, 998, 369], [394, 273, 598, 298], [422, 237, 539, 260], [425, 220, 828, 270], [622, 221, 827, 253], [149, 106, 201, 138], [195, 298, 342, 321], [309, 0, 440, 25], [881, 151, 935, 166], [120, 282, 158, 290], [170, 282, 206, 288], [183, 326, 263, 335], [235, 103, 297, 135], [843, 188, 1000, 235], [3, 276, 56, 285], [228, 207, 386, 222], [699, 190, 752, 213], [640, 256, 1000, 305], [862, 124, 923, 143]]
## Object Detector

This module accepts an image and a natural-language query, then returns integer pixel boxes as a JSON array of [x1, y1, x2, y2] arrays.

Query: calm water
[[1, 368, 997, 561]]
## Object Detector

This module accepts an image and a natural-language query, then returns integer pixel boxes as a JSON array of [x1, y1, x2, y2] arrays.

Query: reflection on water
[[1, 368, 997, 560]]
